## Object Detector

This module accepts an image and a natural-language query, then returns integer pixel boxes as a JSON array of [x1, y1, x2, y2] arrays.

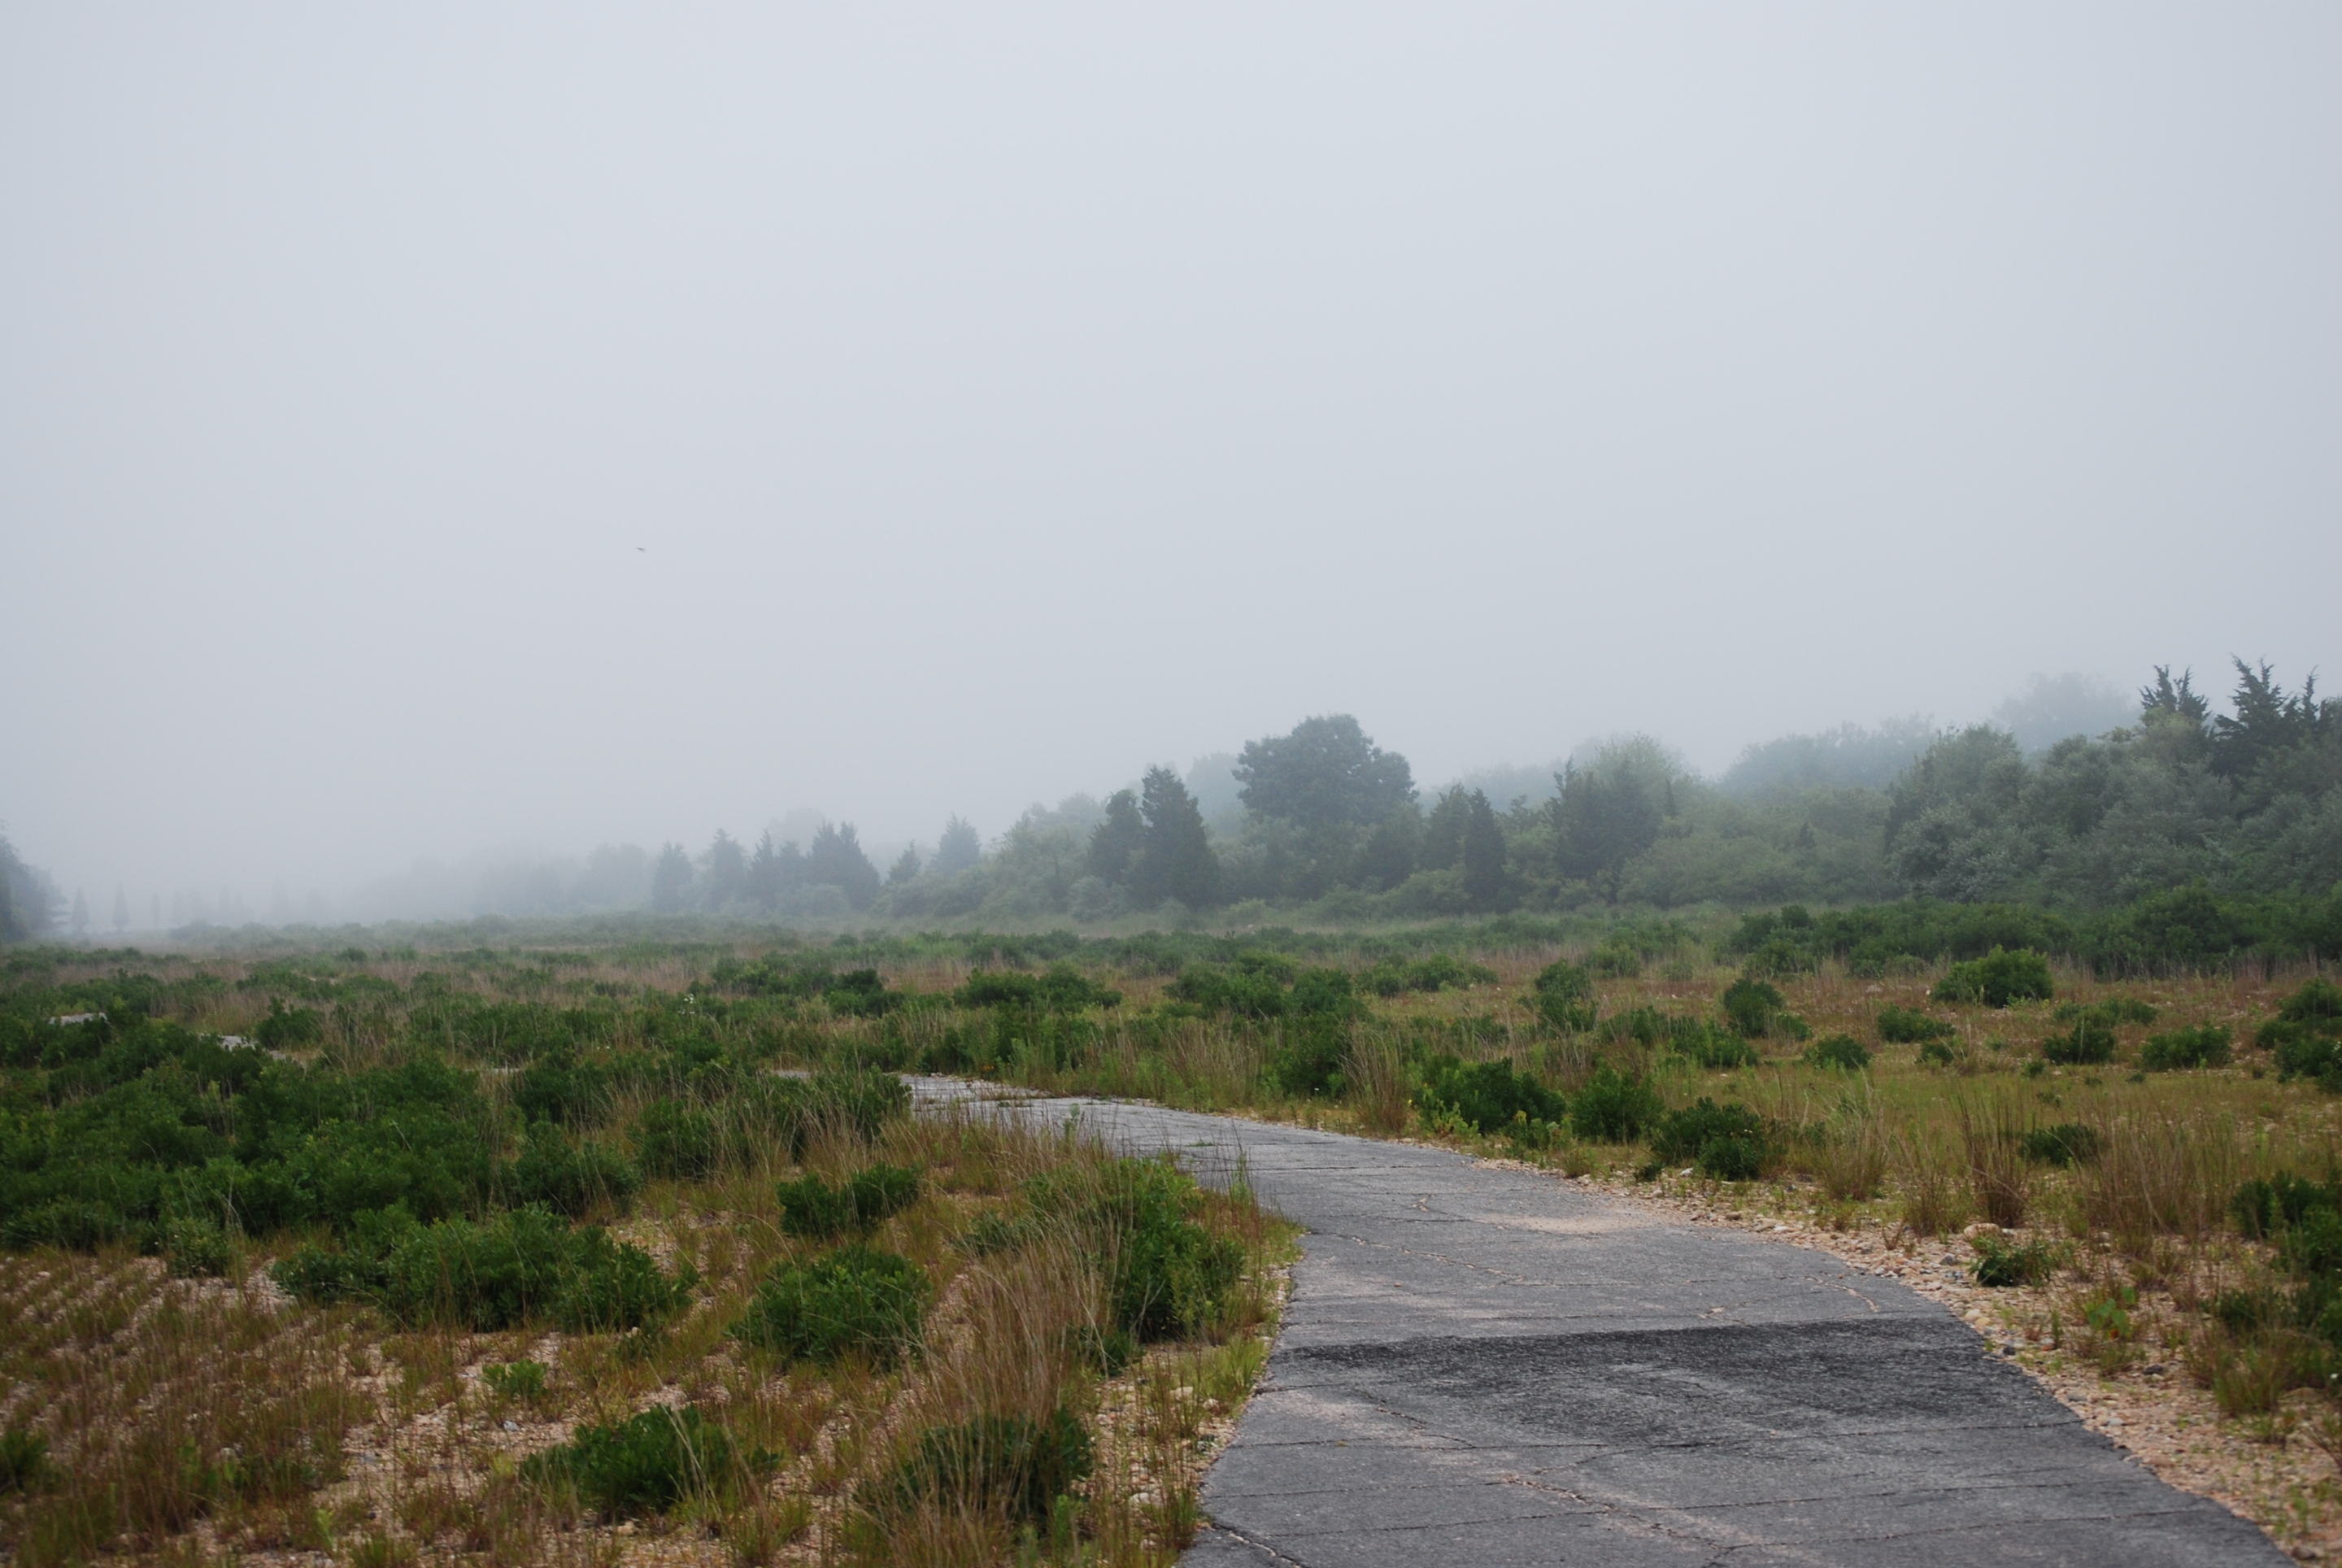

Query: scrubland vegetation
[[0, 944, 1290, 1566]]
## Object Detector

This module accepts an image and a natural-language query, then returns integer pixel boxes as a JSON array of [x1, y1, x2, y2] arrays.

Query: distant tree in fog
[[1086, 791, 1143, 888], [112, 886, 128, 934], [932, 816, 982, 876], [1134, 767, 1221, 908], [1236, 715, 1416, 830], [703, 830, 749, 908], [1459, 789, 1511, 911], [651, 843, 694, 912], [806, 823, 881, 911], [888, 844, 921, 886], [71, 889, 88, 935]]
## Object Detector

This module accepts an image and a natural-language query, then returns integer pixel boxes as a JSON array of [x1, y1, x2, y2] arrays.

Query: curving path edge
[[916, 1083, 2285, 1567]]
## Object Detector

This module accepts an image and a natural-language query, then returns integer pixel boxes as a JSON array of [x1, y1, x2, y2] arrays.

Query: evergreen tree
[[702, 830, 749, 908], [888, 845, 922, 886], [111, 885, 129, 933], [1460, 789, 1510, 911], [650, 843, 695, 912], [932, 817, 982, 876], [1086, 790, 1145, 886], [71, 889, 89, 935], [806, 823, 882, 911], [1135, 767, 1221, 908]]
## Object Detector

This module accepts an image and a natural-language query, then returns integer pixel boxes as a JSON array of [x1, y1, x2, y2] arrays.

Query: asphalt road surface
[[918, 1087, 2285, 1567]]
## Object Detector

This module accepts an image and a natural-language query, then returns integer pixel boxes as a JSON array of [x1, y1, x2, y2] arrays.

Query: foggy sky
[[4, 4, 2337, 912]]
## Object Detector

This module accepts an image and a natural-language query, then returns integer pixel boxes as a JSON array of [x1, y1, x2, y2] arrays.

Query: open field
[[3, 926, 2340, 1560]]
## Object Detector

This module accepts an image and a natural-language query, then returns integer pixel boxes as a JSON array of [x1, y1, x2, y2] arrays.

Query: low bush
[[1719, 976, 1804, 1039], [633, 1100, 718, 1180], [1672, 1022, 1761, 1070], [1024, 1157, 1244, 1341], [1, 1427, 48, 1492], [777, 1164, 922, 1239], [2055, 998, 2159, 1029], [1804, 1034, 1872, 1071], [2232, 1173, 2341, 1239], [2041, 1018, 2116, 1065], [2263, 979, 2342, 1087], [1652, 1099, 1769, 1179], [2140, 1024, 2232, 1072], [522, 1406, 763, 1518], [1587, 940, 1642, 979], [1530, 960, 1595, 1030], [732, 1244, 931, 1366], [509, 1120, 642, 1217], [867, 1406, 1092, 1526], [1360, 954, 1496, 998], [1876, 1005, 1956, 1044], [1416, 1056, 1565, 1137], [275, 1206, 694, 1332], [1931, 947, 2055, 1008], [2019, 1122, 2103, 1166], [1568, 1065, 1661, 1143], [1266, 1021, 1350, 1099], [482, 1360, 550, 1403], [1972, 1236, 2057, 1287], [1918, 1039, 1957, 1066]]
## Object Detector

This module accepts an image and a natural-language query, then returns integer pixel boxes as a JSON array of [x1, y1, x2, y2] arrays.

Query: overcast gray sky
[[4, 3, 2337, 911]]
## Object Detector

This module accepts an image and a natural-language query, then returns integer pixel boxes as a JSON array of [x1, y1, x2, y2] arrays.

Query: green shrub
[[274, 1207, 692, 1332], [868, 1407, 1092, 1525], [0, 1427, 48, 1492], [1931, 947, 2054, 1008], [1360, 954, 1495, 998], [254, 999, 324, 1051], [1587, 941, 1643, 979], [633, 1100, 717, 1180], [2263, 980, 2342, 1087], [1804, 1034, 1872, 1071], [1652, 1099, 1769, 1178], [1972, 1236, 2057, 1287], [483, 1360, 550, 1403], [825, 969, 903, 1019], [1024, 1157, 1243, 1341], [163, 1217, 233, 1278], [732, 1244, 931, 1365], [1530, 960, 1595, 1030], [2019, 1122, 2103, 1166], [1568, 1066, 1661, 1143], [2233, 1174, 2340, 1238], [777, 1165, 923, 1239], [1416, 1056, 1565, 1136], [2042, 1018, 2116, 1065], [2140, 1023, 2232, 1072], [1918, 1039, 1957, 1066], [510, 1121, 642, 1217], [1719, 976, 1800, 1039], [1673, 1022, 1760, 1070], [2055, 998, 2159, 1028], [522, 1406, 761, 1518], [1876, 1005, 1955, 1044], [1266, 1021, 1349, 1098]]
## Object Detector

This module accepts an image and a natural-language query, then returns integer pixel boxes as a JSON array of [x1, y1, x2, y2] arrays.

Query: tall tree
[[1548, 744, 1673, 899], [887, 845, 922, 886], [1459, 789, 1510, 911], [702, 830, 749, 908], [1086, 791, 1145, 886], [1134, 767, 1221, 908], [932, 817, 982, 877], [650, 843, 694, 912], [111, 885, 129, 934], [71, 889, 89, 935], [1235, 716, 1416, 830], [806, 823, 882, 911]]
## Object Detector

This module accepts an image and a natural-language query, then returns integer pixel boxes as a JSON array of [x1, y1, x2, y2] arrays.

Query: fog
[[4, 5, 2337, 920]]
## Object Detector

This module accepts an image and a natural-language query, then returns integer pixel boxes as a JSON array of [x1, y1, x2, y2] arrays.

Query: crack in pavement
[[934, 1091, 2288, 1566]]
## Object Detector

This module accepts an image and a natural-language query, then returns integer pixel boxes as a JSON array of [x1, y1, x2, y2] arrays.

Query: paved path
[[925, 1087, 2283, 1567]]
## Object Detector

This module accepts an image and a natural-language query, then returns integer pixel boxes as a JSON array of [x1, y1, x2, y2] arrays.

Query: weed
[[2020, 1122, 2104, 1166], [483, 1359, 551, 1404], [866, 1406, 1092, 1526], [1972, 1236, 2057, 1287], [1, 1426, 49, 1492], [2042, 1018, 2116, 1065]]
